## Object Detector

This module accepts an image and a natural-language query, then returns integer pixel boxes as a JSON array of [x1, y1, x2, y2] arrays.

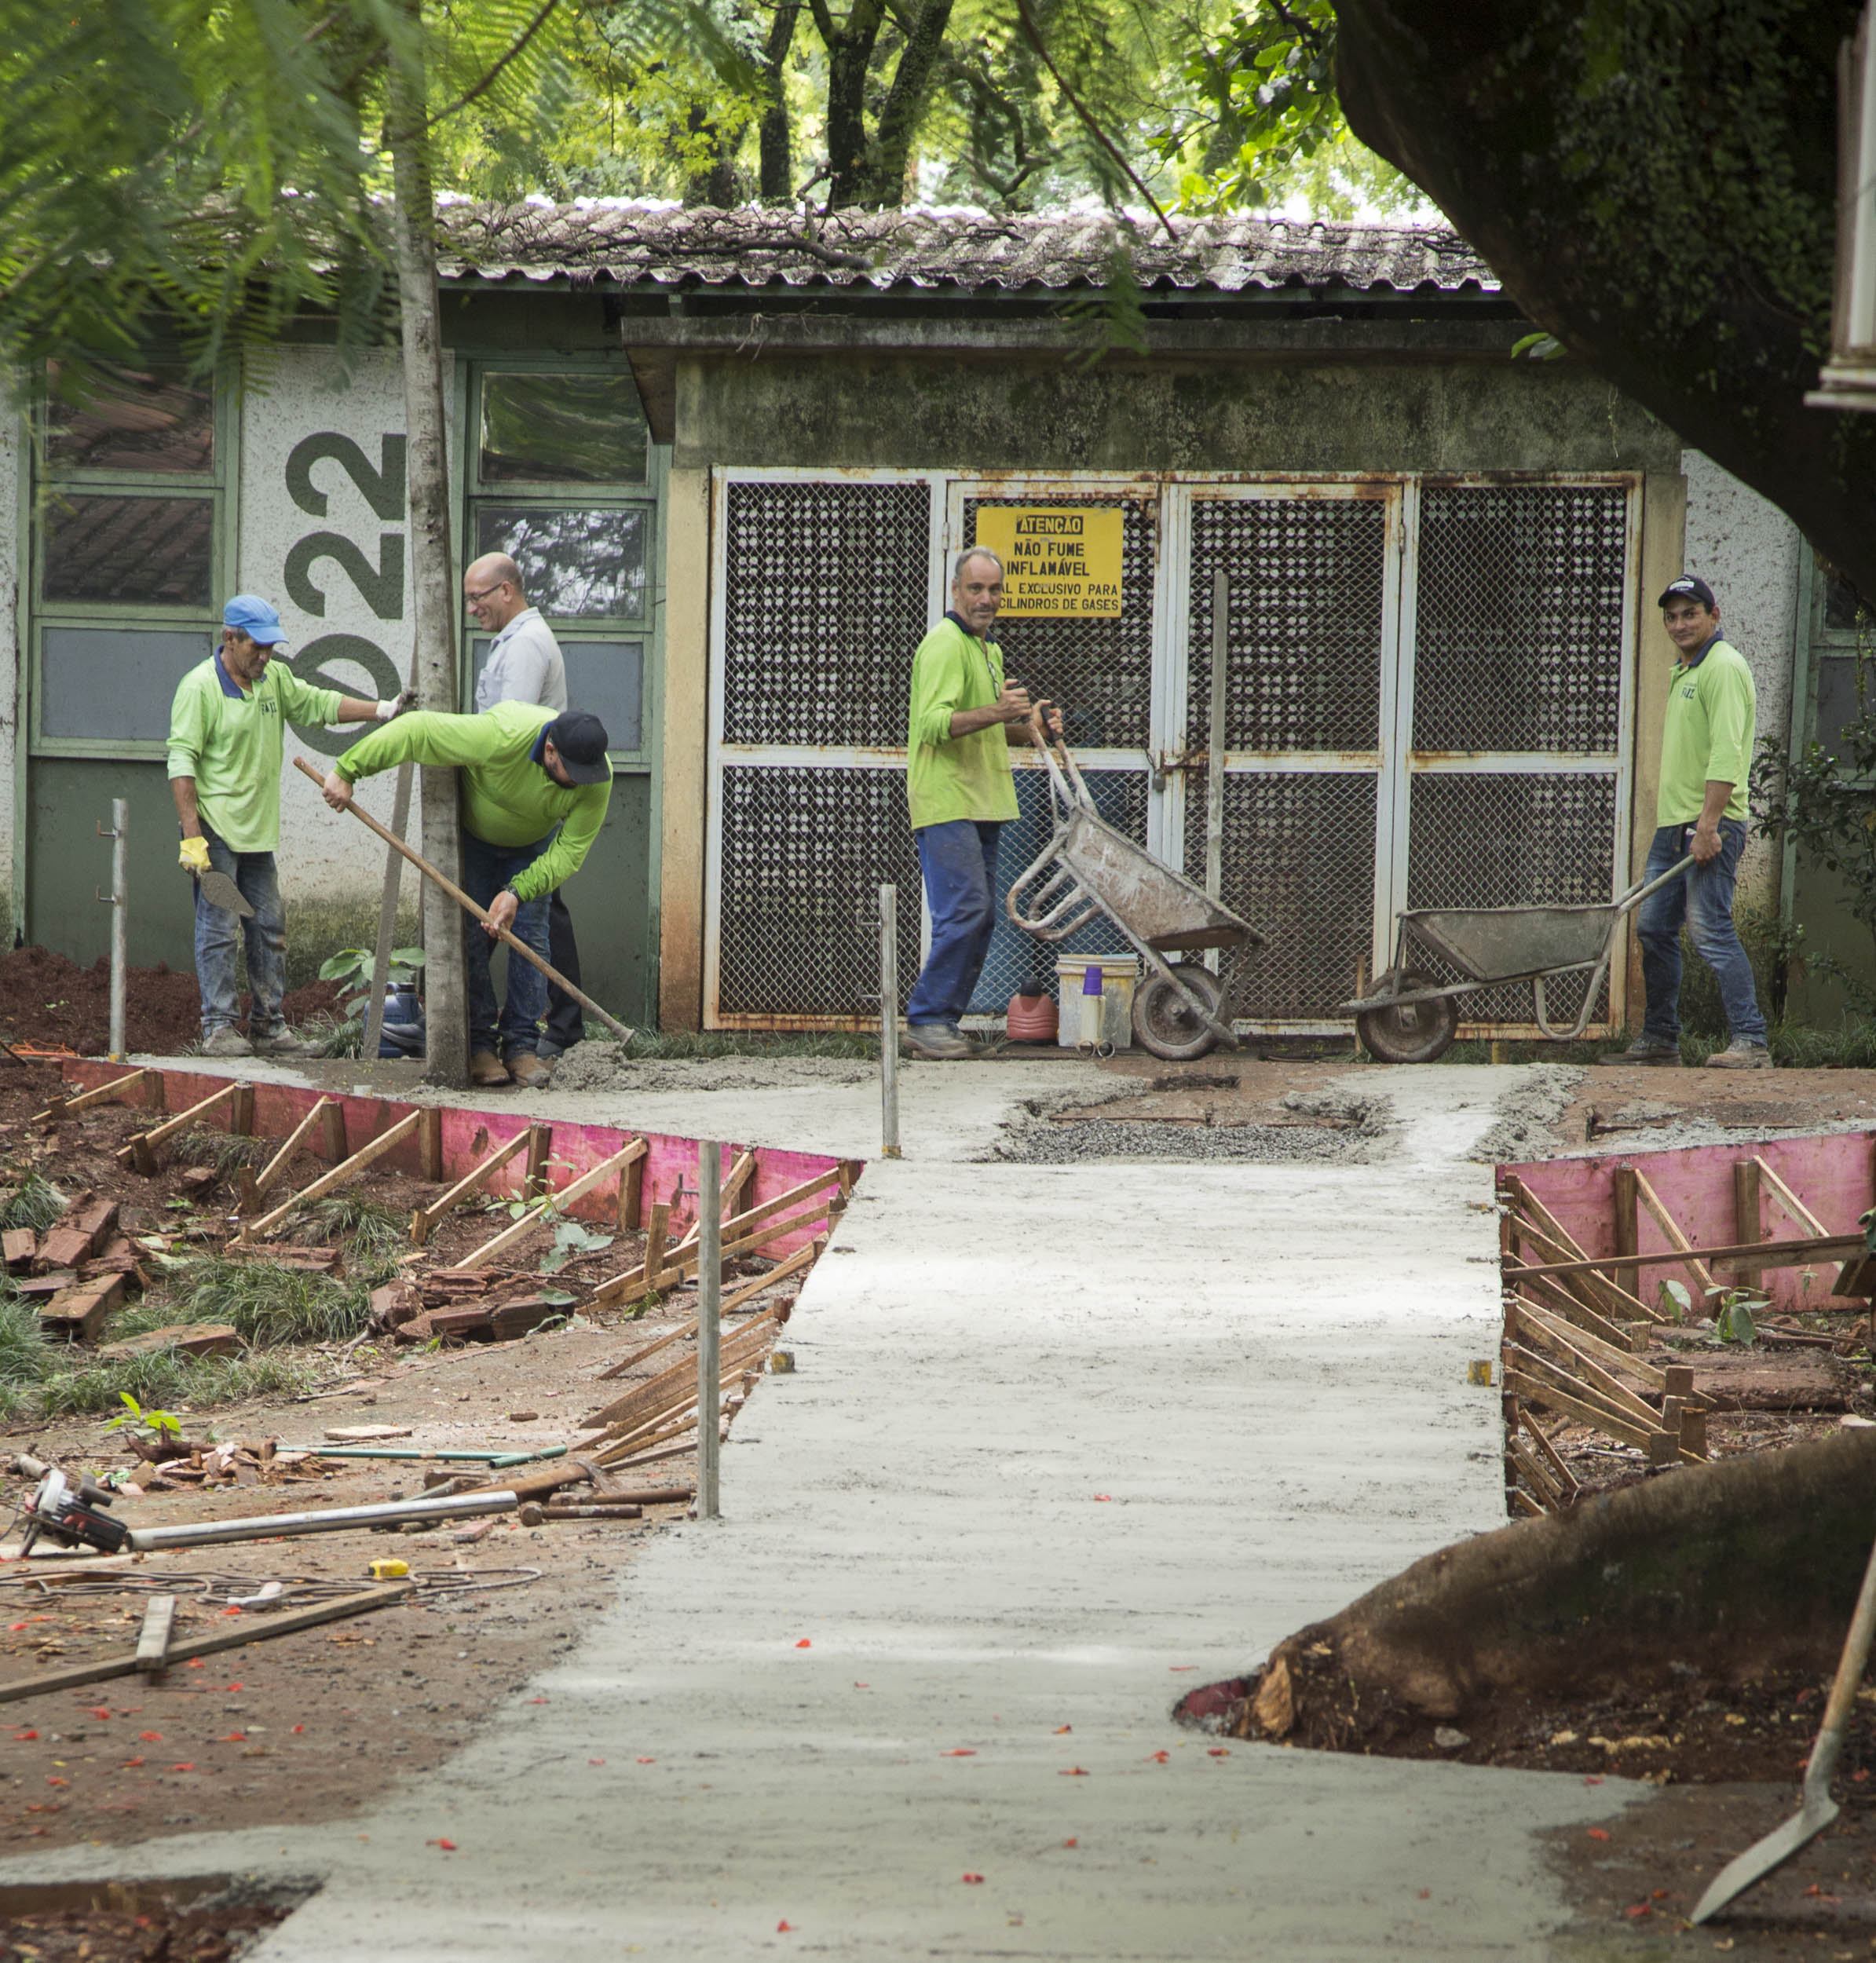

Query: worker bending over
[[323, 703, 612, 1088]]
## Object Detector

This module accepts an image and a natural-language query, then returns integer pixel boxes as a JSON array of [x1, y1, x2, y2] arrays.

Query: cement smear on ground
[[987, 1080, 1392, 1164], [1465, 1063, 1582, 1163], [551, 1044, 874, 1096]]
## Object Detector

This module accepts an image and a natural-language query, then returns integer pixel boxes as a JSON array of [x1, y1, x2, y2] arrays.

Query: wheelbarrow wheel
[[1133, 964, 1227, 1062], [1356, 970, 1459, 1066]]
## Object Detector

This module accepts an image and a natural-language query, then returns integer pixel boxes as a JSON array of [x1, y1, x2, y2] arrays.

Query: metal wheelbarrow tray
[[1338, 857, 1695, 1064], [1004, 736, 1266, 1061]]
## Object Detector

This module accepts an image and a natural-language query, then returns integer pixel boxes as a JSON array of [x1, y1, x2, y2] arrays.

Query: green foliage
[[172, 1129, 270, 1175], [291, 1193, 409, 1273], [1658, 1278, 1692, 1321], [163, 1257, 373, 1347], [1708, 1287, 1764, 1345], [318, 945, 426, 1023], [0, 1175, 68, 1235], [102, 1391, 183, 1442], [542, 1219, 614, 1273]]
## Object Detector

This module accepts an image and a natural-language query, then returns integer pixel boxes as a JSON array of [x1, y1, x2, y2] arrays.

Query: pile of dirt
[[0, 945, 338, 1057], [0, 1887, 296, 1961]]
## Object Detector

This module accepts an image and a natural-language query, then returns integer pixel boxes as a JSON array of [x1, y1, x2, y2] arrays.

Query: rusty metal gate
[[704, 468, 1638, 1033]]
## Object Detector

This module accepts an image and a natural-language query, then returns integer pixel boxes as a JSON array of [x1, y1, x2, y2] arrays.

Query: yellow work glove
[[179, 836, 211, 875]]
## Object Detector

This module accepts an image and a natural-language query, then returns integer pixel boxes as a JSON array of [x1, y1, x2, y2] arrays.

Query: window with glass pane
[[40, 627, 210, 741], [476, 506, 647, 619], [45, 361, 214, 473], [43, 495, 214, 605], [1826, 572, 1867, 634], [480, 375, 647, 484], [472, 636, 644, 752]]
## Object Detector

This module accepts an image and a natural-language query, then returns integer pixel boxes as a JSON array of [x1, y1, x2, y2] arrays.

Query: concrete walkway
[[5, 1064, 1632, 1958]]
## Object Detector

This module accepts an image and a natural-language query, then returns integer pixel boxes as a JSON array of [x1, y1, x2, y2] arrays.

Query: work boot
[[903, 1022, 972, 1061], [200, 1026, 253, 1058], [470, 1050, 510, 1087], [1706, 1037, 1773, 1070], [250, 1026, 318, 1058], [1594, 1036, 1682, 1067], [507, 1051, 555, 1090]]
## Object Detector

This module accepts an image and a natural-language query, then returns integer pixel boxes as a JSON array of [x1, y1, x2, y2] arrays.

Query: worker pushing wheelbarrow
[[1004, 731, 1265, 1061], [1339, 856, 1697, 1064]]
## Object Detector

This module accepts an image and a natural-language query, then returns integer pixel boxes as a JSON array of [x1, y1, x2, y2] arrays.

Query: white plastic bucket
[[1055, 953, 1139, 1051]]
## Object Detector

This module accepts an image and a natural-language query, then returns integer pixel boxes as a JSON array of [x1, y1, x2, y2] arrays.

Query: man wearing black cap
[[1600, 575, 1770, 1069], [320, 702, 612, 1088]]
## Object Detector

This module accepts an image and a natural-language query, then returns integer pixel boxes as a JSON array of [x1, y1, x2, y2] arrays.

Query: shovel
[[194, 868, 255, 919], [1691, 1523, 1876, 1922]]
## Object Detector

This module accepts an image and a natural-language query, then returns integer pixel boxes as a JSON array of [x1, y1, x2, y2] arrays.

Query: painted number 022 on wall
[[283, 432, 408, 758]]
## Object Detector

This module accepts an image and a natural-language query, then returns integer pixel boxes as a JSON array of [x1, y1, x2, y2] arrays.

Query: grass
[[0, 1174, 69, 1234], [160, 1256, 373, 1348], [0, 1284, 310, 1422], [172, 1128, 270, 1175], [286, 1193, 408, 1277]]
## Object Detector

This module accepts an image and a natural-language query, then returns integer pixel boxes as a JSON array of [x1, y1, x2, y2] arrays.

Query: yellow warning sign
[[973, 507, 1124, 617]]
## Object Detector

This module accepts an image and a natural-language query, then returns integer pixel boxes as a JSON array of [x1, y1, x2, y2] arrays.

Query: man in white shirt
[[464, 553, 587, 1059]]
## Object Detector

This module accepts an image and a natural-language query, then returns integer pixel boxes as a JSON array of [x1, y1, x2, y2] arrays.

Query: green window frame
[[463, 363, 659, 773], [28, 360, 237, 761]]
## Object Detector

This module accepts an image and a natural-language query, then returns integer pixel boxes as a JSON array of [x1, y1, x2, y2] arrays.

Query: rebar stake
[[97, 799, 128, 1061], [879, 883, 903, 1159], [698, 1138, 722, 1520]]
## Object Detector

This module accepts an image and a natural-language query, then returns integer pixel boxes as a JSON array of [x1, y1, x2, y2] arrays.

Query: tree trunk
[[1197, 1428, 1876, 1749], [757, 2, 801, 199], [821, 0, 888, 207], [855, 0, 956, 206], [388, 24, 467, 1089], [684, 102, 738, 206], [1330, 0, 1876, 602]]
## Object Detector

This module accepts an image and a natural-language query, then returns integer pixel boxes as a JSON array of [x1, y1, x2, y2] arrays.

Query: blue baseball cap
[[223, 595, 289, 645]]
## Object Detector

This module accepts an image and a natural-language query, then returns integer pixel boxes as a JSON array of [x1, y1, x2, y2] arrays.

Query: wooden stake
[[453, 1138, 648, 1271], [238, 1098, 339, 1215], [418, 1107, 444, 1183], [642, 1202, 670, 1291], [1753, 1155, 1828, 1238], [525, 1124, 553, 1199], [618, 1147, 645, 1234], [1508, 1210, 1662, 1323], [1513, 1402, 1582, 1504], [1510, 1296, 1713, 1411], [116, 1080, 243, 1170], [596, 1241, 818, 1382], [32, 1069, 155, 1125], [237, 1110, 422, 1242], [231, 1082, 254, 1137], [1732, 1158, 1764, 1281], [1611, 1165, 1640, 1297], [591, 1168, 843, 1307], [1508, 1270, 1645, 1354], [1630, 1168, 1717, 1302], [1505, 1337, 1662, 1435], [134, 1594, 177, 1673], [319, 1101, 349, 1161], [410, 1127, 533, 1246], [0, 1585, 411, 1704], [1508, 1435, 1565, 1512]]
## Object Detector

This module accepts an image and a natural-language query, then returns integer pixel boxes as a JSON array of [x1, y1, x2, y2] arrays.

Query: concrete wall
[[0, 408, 17, 949], [1679, 448, 1803, 910]]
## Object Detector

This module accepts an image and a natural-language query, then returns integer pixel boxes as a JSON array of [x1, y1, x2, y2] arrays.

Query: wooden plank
[[418, 1107, 444, 1183], [1733, 1159, 1764, 1278], [319, 1102, 349, 1161], [595, 1241, 818, 1384], [231, 1082, 254, 1138], [1753, 1155, 1829, 1241], [31, 1068, 154, 1124], [1631, 1168, 1717, 1302], [1509, 1488, 1547, 1519], [1511, 1297, 1713, 1411], [1509, 1270, 1646, 1353], [1504, 1230, 1864, 1282], [1506, 1212, 1662, 1324], [134, 1595, 176, 1674], [618, 1148, 645, 1234], [236, 1109, 422, 1242], [591, 1179, 838, 1307], [642, 1203, 670, 1290], [1507, 1435, 1564, 1512], [453, 1138, 649, 1271], [1611, 1165, 1640, 1297], [583, 1303, 791, 1432], [240, 1099, 337, 1214], [1502, 1365, 1661, 1454], [1512, 1399, 1582, 1502], [1505, 1327, 1666, 1434], [115, 1080, 241, 1167], [524, 1124, 553, 1199], [0, 1584, 412, 1704], [410, 1128, 533, 1247]]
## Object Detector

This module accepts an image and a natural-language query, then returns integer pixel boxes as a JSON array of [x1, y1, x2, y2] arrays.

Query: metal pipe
[[1205, 570, 1228, 903], [363, 761, 415, 1065], [126, 1489, 517, 1551], [698, 1139, 722, 1519], [879, 883, 901, 1159], [108, 800, 128, 1061], [289, 1444, 568, 1466]]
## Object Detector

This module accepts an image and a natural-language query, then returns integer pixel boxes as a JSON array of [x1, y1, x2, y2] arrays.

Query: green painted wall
[[675, 354, 1682, 477]]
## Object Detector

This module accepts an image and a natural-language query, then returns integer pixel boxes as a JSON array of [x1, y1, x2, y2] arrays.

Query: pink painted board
[[1504, 1129, 1876, 1311]]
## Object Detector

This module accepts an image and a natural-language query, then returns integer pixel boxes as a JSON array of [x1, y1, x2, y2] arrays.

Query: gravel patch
[[986, 1084, 1392, 1164], [1467, 1065, 1582, 1163], [553, 1046, 876, 1095]]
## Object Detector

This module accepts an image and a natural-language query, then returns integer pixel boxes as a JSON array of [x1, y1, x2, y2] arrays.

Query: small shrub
[[164, 1257, 371, 1347], [0, 1175, 68, 1234]]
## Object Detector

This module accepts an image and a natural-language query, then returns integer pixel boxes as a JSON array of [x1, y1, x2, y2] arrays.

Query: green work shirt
[[336, 700, 612, 901], [905, 614, 1021, 830], [1658, 636, 1755, 825], [166, 653, 343, 854]]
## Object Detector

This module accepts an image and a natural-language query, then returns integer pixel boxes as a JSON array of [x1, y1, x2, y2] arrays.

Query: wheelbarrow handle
[[1615, 854, 1699, 912]]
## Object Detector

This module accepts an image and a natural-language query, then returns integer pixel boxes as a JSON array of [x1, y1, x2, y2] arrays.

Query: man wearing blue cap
[[167, 596, 408, 1057]]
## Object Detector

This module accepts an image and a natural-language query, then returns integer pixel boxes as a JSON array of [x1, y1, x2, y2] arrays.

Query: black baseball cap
[[543, 711, 612, 783], [1658, 574, 1717, 609]]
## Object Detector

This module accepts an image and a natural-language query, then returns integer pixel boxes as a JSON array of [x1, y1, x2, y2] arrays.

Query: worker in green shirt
[[322, 701, 612, 1089], [1600, 574, 1770, 1069], [903, 547, 1059, 1060], [168, 594, 404, 1058]]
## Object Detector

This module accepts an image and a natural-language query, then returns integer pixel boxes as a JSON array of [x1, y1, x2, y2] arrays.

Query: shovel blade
[[1690, 1794, 1839, 1924], [197, 869, 255, 919]]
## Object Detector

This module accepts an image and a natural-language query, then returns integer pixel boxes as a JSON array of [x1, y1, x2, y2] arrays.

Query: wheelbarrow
[[1339, 857, 1696, 1064], [1004, 733, 1266, 1061]]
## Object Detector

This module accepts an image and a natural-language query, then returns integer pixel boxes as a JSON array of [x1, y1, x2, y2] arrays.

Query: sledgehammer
[[294, 755, 635, 1044]]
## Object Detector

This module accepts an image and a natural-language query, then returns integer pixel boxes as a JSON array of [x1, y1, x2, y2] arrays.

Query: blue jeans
[[907, 820, 1003, 1026], [463, 830, 553, 1060], [194, 827, 287, 1037], [1636, 819, 1767, 1044]]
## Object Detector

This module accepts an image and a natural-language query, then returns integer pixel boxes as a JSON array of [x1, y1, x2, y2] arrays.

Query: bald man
[[463, 552, 586, 1060]]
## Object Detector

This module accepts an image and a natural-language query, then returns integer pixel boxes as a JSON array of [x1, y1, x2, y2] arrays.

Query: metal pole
[[362, 761, 415, 1066], [1205, 568, 1229, 902], [698, 1137, 722, 1519], [108, 799, 127, 1061], [879, 883, 902, 1159], [128, 1488, 517, 1551]]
